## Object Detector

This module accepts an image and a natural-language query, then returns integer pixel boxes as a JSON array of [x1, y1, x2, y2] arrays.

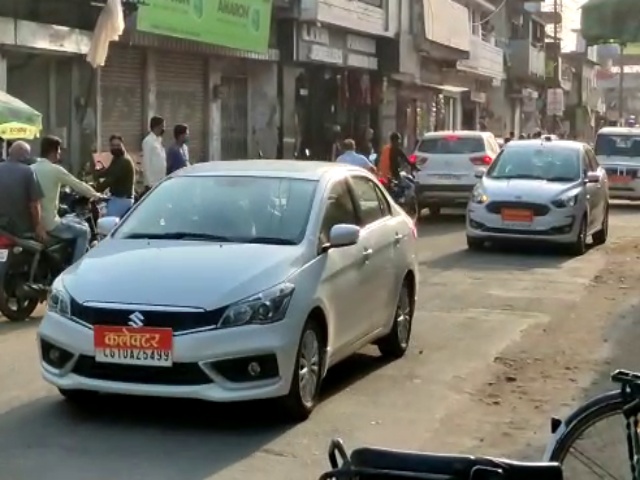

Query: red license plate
[[94, 326, 173, 366], [501, 208, 533, 223]]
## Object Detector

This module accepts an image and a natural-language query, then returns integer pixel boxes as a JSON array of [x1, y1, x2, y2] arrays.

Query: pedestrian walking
[[166, 123, 190, 175], [141, 115, 166, 193]]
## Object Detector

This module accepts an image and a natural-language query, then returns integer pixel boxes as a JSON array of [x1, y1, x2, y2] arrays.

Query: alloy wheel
[[298, 329, 320, 407], [396, 286, 412, 348]]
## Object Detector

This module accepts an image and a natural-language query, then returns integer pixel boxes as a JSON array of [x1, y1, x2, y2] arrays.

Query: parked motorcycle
[[0, 190, 107, 322]]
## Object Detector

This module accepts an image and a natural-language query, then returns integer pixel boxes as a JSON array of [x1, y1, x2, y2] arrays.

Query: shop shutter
[[220, 76, 249, 160], [100, 45, 145, 154], [155, 52, 206, 163]]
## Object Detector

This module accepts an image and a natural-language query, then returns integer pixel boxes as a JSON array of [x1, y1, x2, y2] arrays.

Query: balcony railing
[[458, 36, 504, 80], [509, 39, 546, 79]]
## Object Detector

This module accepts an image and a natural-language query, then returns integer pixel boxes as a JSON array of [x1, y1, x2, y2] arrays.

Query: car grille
[[485, 201, 550, 216], [70, 299, 226, 333], [72, 355, 213, 386], [604, 167, 638, 178]]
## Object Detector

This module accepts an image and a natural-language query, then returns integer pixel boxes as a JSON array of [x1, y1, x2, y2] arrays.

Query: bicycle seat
[[349, 447, 563, 480]]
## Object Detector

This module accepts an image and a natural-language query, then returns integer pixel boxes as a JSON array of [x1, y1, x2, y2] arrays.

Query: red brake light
[[445, 135, 459, 141], [0, 236, 15, 248], [379, 177, 388, 185], [408, 154, 417, 164], [470, 155, 492, 166]]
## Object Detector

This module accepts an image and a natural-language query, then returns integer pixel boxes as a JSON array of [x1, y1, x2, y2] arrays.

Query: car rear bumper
[[38, 310, 298, 402], [607, 179, 640, 199], [416, 184, 474, 207], [466, 204, 580, 243]]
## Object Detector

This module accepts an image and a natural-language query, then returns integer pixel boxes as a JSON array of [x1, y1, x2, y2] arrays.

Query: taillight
[[379, 177, 388, 185], [0, 236, 15, 248], [408, 154, 417, 164], [470, 155, 492, 166]]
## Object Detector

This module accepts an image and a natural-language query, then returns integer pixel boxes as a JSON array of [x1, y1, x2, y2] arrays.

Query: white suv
[[410, 131, 501, 215]]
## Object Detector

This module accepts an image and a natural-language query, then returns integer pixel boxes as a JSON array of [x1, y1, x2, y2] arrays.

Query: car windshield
[[486, 146, 581, 182], [594, 134, 640, 158], [113, 175, 318, 245], [417, 136, 485, 154]]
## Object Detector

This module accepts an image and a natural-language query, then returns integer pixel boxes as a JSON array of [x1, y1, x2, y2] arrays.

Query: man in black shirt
[[94, 135, 136, 218]]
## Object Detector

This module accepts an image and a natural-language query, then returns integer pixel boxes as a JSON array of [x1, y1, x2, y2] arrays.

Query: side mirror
[[586, 172, 600, 183], [96, 216, 120, 236], [474, 169, 486, 179], [324, 224, 360, 251]]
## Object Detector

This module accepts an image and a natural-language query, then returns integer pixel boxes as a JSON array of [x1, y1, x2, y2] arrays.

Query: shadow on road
[[417, 212, 466, 239], [0, 349, 389, 479], [423, 243, 573, 271]]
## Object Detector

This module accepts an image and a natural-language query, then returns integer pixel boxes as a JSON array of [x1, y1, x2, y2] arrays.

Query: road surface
[[1, 206, 639, 480]]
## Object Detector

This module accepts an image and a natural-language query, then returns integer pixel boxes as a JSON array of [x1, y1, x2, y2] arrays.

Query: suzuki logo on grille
[[128, 312, 145, 327]]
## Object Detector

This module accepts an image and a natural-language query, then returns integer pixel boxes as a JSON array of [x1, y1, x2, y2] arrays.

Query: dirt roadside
[[420, 235, 640, 460]]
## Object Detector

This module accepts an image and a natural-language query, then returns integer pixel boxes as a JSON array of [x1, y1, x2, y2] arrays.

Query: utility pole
[[551, 0, 560, 133], [618, 44, 625, 125]]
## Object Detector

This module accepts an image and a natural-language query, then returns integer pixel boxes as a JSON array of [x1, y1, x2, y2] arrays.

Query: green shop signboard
[[137, 0, 273, 54]]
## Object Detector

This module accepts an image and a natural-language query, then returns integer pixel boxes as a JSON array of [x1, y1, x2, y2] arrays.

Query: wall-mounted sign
[[296, 23, 378, 70], [308, 44, 344, 64]]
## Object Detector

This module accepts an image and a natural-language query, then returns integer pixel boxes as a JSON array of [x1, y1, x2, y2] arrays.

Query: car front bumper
[[38, 311, 299, 402], [607, 178, 640, 200], [466, 203, 581, 243]]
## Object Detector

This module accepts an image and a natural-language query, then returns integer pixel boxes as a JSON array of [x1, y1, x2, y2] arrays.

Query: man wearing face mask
[[166, 123, 190, 175], [141, 116, 166, 193], [94, 134, 135, 218]]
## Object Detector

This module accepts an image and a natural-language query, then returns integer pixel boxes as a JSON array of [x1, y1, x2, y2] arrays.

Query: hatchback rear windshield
[[417, 136, 485, 154], [594, 134, 640, 158]]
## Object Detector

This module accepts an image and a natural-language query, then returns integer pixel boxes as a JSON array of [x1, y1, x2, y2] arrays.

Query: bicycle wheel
[[547, 390, 631, 479]]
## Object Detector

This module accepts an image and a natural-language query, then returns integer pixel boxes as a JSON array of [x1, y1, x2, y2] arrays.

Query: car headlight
[[48, 279, 71, 318], [218, 282, 295, 328], [471, 186, 489, 204], [552, 193, 579, 208]]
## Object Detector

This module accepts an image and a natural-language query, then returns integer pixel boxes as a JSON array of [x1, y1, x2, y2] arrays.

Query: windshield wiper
[[244, 236, 297, 245], [122, 232, 232, 242], [547, 176, 578, 182], [491, 174, 545, 180]]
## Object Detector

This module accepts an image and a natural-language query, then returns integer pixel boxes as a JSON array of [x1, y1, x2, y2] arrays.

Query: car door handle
[[394, 233, 405, 244], [362, 248, 373, 260]]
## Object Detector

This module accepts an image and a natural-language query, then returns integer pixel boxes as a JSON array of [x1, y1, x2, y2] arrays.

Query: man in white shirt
[[141, 115, 167, 192], [336, 139, 376, 173], [31, 136, 100, 263]]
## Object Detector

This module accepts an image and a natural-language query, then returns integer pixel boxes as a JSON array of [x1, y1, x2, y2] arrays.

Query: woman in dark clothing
[[94, 134, 136, 218]]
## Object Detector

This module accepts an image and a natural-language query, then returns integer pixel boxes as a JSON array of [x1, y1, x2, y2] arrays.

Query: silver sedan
[[466, 140, 609, 255]]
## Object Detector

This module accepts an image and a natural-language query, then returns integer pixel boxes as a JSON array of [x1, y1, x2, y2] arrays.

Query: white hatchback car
[[466, 140, 609, 255], [38, 161, 419, 421], [410, 131, 501, 215]]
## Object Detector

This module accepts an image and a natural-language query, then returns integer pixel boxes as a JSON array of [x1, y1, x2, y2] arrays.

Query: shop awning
[[581, 0, 640, 45]]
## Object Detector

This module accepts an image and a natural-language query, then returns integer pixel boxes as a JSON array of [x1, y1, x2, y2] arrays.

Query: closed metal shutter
[[155, 52, 206, 163], [100, 45, 145, 153], [220, 76, 248, 160]]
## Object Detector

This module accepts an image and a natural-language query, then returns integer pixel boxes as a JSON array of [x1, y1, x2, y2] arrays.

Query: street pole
[[552, 0, 560, 133], [618, 44, 625, 125]]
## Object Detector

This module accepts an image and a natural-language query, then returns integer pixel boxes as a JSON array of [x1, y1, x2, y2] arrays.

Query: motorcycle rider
[[94, 134, 135, 218], [378, 132, 418, 196], [31, 135, 100, 264], [0, 141, 47, 241]]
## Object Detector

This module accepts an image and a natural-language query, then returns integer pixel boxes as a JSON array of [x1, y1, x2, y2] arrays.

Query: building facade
[[0, 0, 280, 173]]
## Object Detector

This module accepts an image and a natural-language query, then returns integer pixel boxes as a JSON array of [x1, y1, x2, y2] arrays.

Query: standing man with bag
[[141, 116, 166, 194]]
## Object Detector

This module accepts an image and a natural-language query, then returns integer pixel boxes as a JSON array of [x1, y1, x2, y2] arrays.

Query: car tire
[[58, 388, 98, 405], [592, 205, 609, 246], [280, 319, 325, 422], [466, 236, 484, 251], [569, 215, 588, 256], [377, 279, 414, 359], [428, 206, 441, 216]]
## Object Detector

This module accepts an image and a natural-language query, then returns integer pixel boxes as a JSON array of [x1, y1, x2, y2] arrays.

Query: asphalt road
[[0, 207, 636, 480]]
